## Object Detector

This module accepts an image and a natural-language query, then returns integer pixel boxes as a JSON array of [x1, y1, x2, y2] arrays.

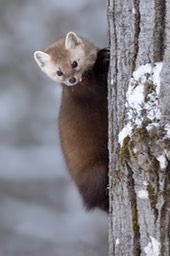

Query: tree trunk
[[107, 0, 170, 255]]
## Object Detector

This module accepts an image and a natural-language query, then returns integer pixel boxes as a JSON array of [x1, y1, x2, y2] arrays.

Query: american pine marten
[[34, 32, 109, 212]]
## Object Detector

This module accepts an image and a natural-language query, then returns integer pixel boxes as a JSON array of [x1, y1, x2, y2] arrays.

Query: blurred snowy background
[[0, 0, 108, 255]]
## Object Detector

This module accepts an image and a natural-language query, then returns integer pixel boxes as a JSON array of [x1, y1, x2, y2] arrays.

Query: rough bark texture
[[108, 0, 170, 255]]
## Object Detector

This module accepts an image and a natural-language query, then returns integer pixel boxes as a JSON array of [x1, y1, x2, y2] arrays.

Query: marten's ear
[[65, 32, 83, 50], [34, 51, 51, 69]]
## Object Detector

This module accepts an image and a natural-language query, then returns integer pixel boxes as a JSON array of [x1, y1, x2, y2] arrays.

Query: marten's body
[[34, 32, 109, 212]]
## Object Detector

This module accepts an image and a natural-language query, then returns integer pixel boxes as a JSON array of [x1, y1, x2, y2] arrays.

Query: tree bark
[[108, 0, 170, 255]]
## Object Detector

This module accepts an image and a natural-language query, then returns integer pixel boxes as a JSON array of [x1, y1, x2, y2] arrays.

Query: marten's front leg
[[93, 48, 110, 86]]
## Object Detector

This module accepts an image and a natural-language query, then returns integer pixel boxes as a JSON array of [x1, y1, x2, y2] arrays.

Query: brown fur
[[59, 69, 108, 212], [34, 33, 109, 212]]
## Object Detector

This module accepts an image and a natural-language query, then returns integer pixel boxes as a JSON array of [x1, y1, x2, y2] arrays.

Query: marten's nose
[[69, 77, 76, 84]]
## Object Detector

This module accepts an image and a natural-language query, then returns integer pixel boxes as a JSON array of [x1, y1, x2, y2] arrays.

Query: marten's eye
[[71, 61, 78, 68], [56, 70, 63, 76]]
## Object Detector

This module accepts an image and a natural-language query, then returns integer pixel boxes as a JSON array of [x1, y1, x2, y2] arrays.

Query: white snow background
[[0, 1, 108, 256]]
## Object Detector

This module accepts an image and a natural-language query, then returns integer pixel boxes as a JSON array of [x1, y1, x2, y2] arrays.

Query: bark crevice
[[153, 0, 166, 62], [160, 163, 170, 255], [127, 164, 141, 255], [132, 0, 140, 71]]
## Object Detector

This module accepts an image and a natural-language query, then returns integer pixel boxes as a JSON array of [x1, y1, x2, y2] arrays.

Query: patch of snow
[[119, 63, 163, 146], [132, 64, 152, 81], [133, 147, 137, 153], [143, 181, 148, 186], [144, 236, 160, 256], [164, 123, 170, 138], [156, 155, 168, 170], [146, 123, 160, 132], [164, 125, 170, 160], [137, 190, 148, 199], [132, 7, 136, 14], [115, 238, 120, 245], [152, 63, 162, 94], [118, 123, 133, 144]]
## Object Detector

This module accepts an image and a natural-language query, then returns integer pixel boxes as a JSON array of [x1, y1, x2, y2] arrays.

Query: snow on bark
[[119, 62, 162, 146], [144, 236, 160, 256]]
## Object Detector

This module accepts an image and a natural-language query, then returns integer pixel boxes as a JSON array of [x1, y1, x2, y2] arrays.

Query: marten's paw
[[93, 48, 110, 85], [96, 48, 110, 66]]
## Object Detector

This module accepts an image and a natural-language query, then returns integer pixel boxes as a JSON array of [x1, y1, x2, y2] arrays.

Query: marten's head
[[34, 32, 97, 86]]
